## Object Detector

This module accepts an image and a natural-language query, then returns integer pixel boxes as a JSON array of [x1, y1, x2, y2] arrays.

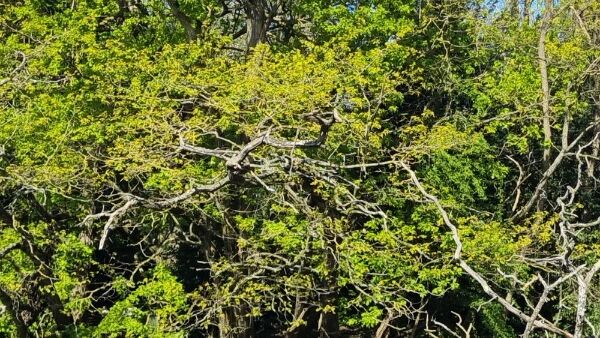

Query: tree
[[1, 0, 599, 337]]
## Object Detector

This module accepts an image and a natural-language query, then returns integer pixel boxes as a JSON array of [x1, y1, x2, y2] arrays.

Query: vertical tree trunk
[[589, 82, 600, 180], [587, 27, 600, 182], [574, 274, 588, 338], [318, 248, 340, 338], [537, 0, 553, 211], [508, 0, 519, 18], [216, 193, 255, 338], [522, 0, 532, 25], [245, 0, 268, 49]]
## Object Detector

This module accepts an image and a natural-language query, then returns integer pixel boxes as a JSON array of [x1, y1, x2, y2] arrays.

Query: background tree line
[[1, 0, 599, 336]]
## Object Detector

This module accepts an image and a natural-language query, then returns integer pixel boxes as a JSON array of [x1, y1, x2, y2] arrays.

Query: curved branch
[[400, 161, 574, 338], [512, 123, 598, 220], [98, 198, 139, 249], [153, 176, 231, 207]]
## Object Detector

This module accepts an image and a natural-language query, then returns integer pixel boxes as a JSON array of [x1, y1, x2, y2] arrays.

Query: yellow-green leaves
[[95, 265, 188, 337]]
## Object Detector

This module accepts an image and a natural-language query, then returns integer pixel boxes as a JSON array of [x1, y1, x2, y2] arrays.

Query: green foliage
[[95, 265, 188, 337], [476, 302, 518, 338], [1, 0, 600, 336]]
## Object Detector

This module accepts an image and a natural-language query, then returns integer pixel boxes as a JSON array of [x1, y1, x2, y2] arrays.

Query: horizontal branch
[[153, 176, 231, 207], [91, 110, 342, 246], [179, 135, 237, 160]]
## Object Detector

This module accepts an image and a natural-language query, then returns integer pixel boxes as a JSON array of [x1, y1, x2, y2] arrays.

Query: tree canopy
[[1, 0, 600, 337]]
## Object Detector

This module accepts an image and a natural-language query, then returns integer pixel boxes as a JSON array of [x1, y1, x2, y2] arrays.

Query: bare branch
[[0, 51, 26, 87], [513, 123, 598, 220], [98, 198, 139, 249], [401, 161, 574, 337]]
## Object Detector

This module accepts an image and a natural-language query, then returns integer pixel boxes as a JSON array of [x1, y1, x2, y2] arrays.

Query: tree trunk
[[588, 85, 599, 181], [245, 0, 268, 49], [166, 0, 198, 41], [587, 27, 600, 182], [522, 0, 532, 25], [537, 0, 553, 211], [318, 261, 340, 338]]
